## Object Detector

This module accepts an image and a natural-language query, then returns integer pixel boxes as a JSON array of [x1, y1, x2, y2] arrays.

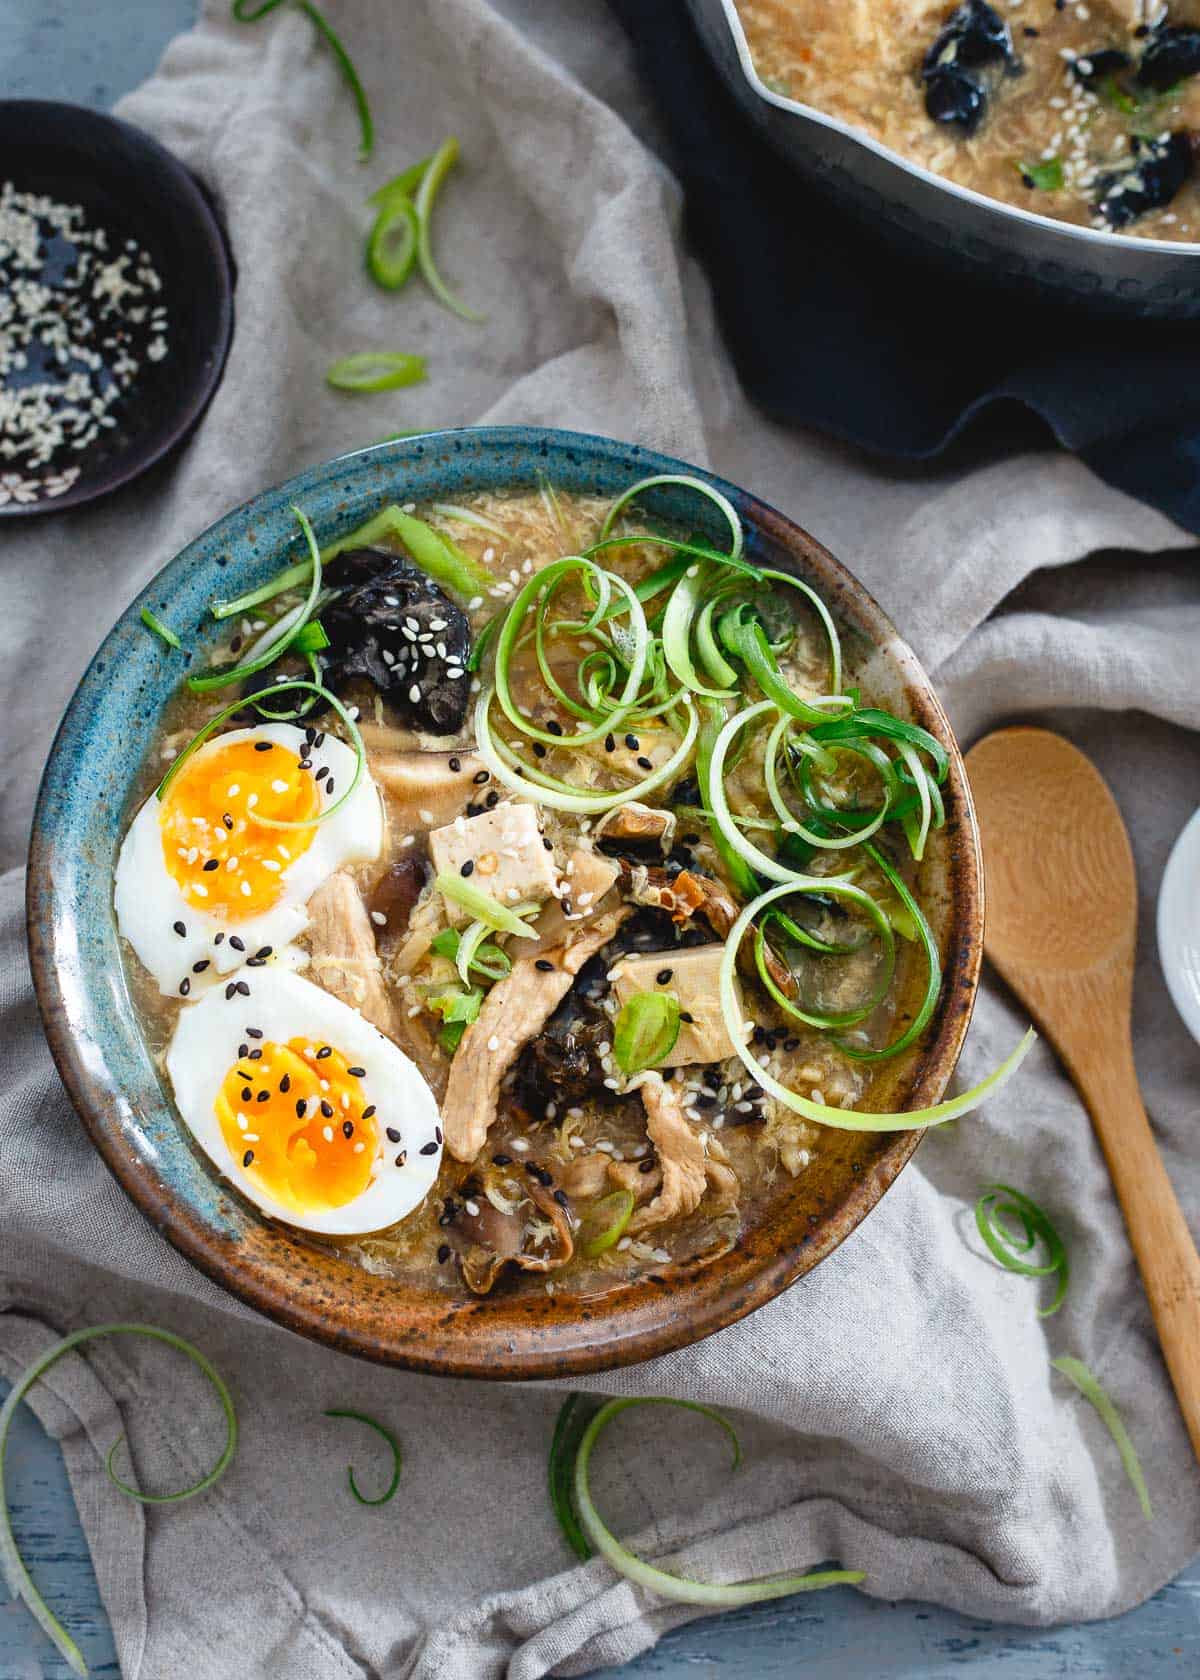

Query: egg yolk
[[160, 738, 319, 920], [215, 1038, 381, 1213]]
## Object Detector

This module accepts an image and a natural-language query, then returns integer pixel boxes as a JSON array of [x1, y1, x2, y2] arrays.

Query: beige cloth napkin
[[2, 3, 1198, 1675]]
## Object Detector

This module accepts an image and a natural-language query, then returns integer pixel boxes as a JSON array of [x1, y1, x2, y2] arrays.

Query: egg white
[[115, 722, 383, 997], [165, 967, 442, 1235]]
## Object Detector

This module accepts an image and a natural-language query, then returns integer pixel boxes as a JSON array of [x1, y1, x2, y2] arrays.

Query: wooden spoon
[[966, 726, 1200, 1461]]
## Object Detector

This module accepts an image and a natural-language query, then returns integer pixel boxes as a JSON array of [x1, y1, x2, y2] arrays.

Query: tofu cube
[[430, 802, 560, 925], [610, 945, 742, 1067]]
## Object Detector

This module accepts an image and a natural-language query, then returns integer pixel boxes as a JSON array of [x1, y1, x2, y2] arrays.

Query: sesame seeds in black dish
[[0, 101, 233, 516]]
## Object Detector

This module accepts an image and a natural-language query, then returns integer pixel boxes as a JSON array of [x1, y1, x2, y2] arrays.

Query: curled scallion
[[1052, 1357, 1152, 1521], [323, 1408, 401, 1506], [975, 1184, 1069, 1316], [414, 136, 484, 322], [367, 196, 419, 290], [572, 1397, 865, 1606], [232, 0, 374, 161], [1, 1324, 236, 1676]]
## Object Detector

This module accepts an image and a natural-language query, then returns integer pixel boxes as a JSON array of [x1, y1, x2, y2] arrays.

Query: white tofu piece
[[430, 801, 560, 925], [610, 944, 742, 1067]]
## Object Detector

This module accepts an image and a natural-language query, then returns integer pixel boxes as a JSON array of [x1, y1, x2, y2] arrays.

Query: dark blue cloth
[[607, 0, 1200, 537]]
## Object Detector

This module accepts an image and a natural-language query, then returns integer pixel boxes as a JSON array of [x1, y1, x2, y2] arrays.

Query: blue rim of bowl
[[0, 99, 235, 518], [26, 426, 982, 1377]]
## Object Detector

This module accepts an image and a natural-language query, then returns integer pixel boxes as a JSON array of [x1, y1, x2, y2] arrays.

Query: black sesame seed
[[543, 837, 554, 851], [604, 733, 615, 752], [695, 1093, 716, 1109], [553, 1188, 569, 1208], [465, 802, 482, 818], [394, 1152, 407, 1167], [280, 1074, 291, 1093], [363, 1104, 377, 1119], [246, 1027, 263, 1039], [419, 1140, 438, 1155], [535, 958, 554, 972], [460, 859, 475, 877], [255, 946, 272, 960], [191, 959, 209, 976], [298, 759, 312, 771], [449, 756, 461, 772], [639, 1158, 657, 1174], [243, 1149, 254, 1167], [784, 1036, 800, 1052], [561, 899, 573, 916], [637, 756, 653, 771], [236, 981, 250, 997], [347, 1066, 366, 1078], [229, 936, 246, 952], [214, 932, 225, 946], [493, 1152, 512, 1166], [624, 733, 639, 750], [386, 1126, 402, 1142], [320, 1101, 334, 1119], [304, 726, 317, 743], [296, 1099, 307, 1118], [223, 813, 234, 830], [256, 1090, 270, 1104], [681, 833, 700, 846], [473, 769, 490, 784], [316, 1045, 332, 1059], [343, 1120, 354, 1138], [313, 732, 325, 749], [325, 779, 335, 797], [485, 790, 499, 809], [179, 977, 191, 996], [238, 1043, 249, 1058], [241, 1086, 253, 1101], [254, 740, 274, 752], [315, 766, 329, 783], [435, 1125, 443, 1144], [247, 1048, 262, 1060], [437, 1243, 451, 1263], [202, 858, 219, 873], [656, 968, 673, 984], [679, 1010, 695, 1024], [230, 636, 242, 654], [532, 742, 547, 758], [225, 983, 237, 1000], [547, 718, 563, 736], [246, 957, 265, 968]]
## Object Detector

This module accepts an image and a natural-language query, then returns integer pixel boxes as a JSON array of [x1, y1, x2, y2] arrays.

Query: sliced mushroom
[[595, 800, 676, 854], [454, 1172, 573, 1295]]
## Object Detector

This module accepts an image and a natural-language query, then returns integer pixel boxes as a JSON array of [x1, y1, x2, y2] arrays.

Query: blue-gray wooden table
[[2, 4, 1197, 1675]]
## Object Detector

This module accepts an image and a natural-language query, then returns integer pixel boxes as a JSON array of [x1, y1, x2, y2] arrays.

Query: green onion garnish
[[613, 992, 681, 1075], [1, 1324, 236, 1675], [140, 607, 181, 648], [189, 505, 323, 694], [157, 677, 365, 832], [572, 1398, 866, 1605], [321, 504, 492, 596], [581, 1189, 635, 1258], [232, 0, 374, 160], [322, 1409, 401, 1506], [325, 351, 427, 393], [368, 154, 434, 210], [1052, 1357, 1152, 1520], [548, 1393, 602, 1560], [435, 873, 539, 940], [1019, 158, 1064, 192], [414, 136, 483, 322], [367, 196, 419, 290], [975, 1184, 1069, 1316]]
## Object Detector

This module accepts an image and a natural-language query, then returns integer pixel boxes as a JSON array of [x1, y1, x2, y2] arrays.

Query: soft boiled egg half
[[115, 721, 383, 997], [166, 967, 442, 1235]]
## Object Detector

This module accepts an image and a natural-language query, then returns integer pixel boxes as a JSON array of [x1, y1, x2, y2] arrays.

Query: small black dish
[[0, 100, 234, 517]]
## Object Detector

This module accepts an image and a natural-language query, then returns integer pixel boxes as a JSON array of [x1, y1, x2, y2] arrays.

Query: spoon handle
[[1074, 1023, 1200, 1463]]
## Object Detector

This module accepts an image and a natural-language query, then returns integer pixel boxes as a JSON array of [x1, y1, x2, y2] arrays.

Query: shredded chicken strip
[[441, 906, 631, 1161], [628, 1072, 738, 1233], [368, 747, 485, 828], [306, 872, 446, 1097]]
